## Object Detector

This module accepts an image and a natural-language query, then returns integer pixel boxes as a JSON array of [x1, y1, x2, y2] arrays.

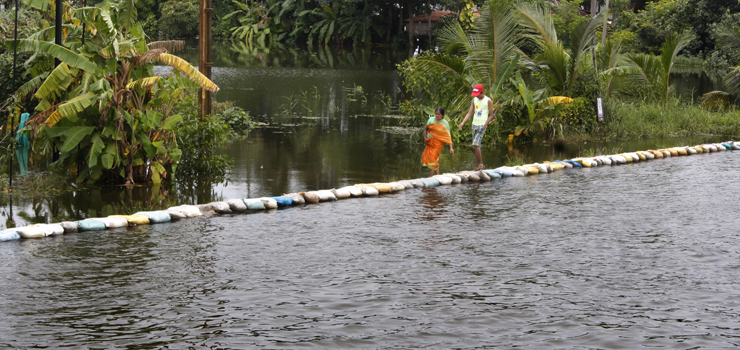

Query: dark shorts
[[472, 125, 486, 147]]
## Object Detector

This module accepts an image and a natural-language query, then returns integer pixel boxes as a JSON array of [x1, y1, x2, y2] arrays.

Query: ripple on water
[[1, 152, 740, 348]]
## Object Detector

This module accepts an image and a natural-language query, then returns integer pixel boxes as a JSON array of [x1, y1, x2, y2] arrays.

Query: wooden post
[[198, 0, 213, 121]]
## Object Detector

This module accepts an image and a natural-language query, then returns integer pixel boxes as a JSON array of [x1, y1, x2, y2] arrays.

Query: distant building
[[405, 11, 457, 36]]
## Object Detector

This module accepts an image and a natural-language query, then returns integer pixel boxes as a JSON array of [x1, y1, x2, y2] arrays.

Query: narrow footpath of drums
[[2, 141, 738, 242]]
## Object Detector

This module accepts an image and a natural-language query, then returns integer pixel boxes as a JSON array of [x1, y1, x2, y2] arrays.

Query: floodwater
[[2, 46, 739, 348], [2, 146, 740, 349]]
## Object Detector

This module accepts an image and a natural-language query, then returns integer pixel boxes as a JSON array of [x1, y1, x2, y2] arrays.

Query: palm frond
[[516, 3, 557, 49], [715, 23, 740, 62], [700, 90, 733, 109], [469, 0, 523, 89], [724, 66, 740, 96], [534, 42, 571, 95]]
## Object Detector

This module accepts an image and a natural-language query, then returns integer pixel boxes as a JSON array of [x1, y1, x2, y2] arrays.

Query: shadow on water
[[1, 42, 733, 227]]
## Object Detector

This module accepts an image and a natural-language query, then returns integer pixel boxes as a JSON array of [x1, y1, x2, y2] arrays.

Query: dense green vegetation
[[1, 0, 740, 188], [0, 0, 253, 188], [398, 0, 740, 145]]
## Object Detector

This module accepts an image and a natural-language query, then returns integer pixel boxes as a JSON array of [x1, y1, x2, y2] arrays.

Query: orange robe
[[422, 121, 452, 170]]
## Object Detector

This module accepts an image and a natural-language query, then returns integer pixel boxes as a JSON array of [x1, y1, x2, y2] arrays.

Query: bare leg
[[429, 169, 434, 177], [474, 146, 484, 170]]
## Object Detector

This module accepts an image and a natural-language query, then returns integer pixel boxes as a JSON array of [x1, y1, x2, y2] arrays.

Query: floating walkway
[[2, 141, 739, 242]]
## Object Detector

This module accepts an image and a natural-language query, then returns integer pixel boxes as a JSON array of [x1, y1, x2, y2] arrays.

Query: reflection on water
[[1, 43, 733, 227], [2, 151, 739, 348]]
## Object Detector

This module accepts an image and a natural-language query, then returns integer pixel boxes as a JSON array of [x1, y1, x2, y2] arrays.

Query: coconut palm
[[11, 0, 218, 185], [411, 0, 524, 114], [595, 39, 632, 99], [515, 2, 604, 97], [702, 23, 740, 108], [621, 31, 694, 106]]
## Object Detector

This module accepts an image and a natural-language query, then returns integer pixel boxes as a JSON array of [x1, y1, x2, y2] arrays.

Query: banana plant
[[8, 0, 218, 185], [511, 72, 571, 138]]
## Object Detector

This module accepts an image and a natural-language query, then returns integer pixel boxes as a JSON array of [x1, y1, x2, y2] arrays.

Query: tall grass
[[596, 99, 740, 140]]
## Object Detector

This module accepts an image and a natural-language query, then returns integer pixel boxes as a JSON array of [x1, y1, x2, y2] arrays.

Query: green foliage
[[219, 106, 255, 137], [397, 52, 468, 121], [171, 93, 232, 181], [600, 98, 740, 139], [0, 7, 45, 53], [620, 32, 694, 105], [458, 0, 476, 31], [158, 0, 199, 40], [7, 0, 219, 185]]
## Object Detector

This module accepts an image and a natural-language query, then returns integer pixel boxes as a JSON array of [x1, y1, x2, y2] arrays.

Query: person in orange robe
[[422, 107, 454, 177]]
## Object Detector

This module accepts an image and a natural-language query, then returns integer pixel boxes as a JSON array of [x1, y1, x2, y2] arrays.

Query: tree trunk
[[408, 0, 415, 57], [427, 0, 432, 50], [602, 0, 610, 46], [386, 5, 393, 43]]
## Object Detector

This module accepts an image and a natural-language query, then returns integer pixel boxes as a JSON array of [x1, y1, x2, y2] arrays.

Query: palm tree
[[595, 39, 631, 99], [702, 23, 740, 108], [621, 31, 694, 106], [410, 0, 523, 115], [515, 2, 603, 97]]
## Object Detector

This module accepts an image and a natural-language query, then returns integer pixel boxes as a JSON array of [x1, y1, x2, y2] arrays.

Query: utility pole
[[199, 0, 213, 120]]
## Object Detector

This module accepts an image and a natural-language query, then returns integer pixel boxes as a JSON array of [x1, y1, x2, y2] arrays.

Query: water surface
[[1, 149, 739, 349]]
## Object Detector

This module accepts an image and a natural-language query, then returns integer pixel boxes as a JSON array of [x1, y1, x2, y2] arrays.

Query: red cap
[[471, 84, 484, 97]]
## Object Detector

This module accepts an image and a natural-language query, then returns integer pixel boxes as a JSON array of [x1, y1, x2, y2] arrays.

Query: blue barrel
[[564, 160, 583, 168], [270, 196, 294, 207], [134, 211, 171, 224], [243, 198, 266, 210], [420, 178, 441, 187], [77, 219, 107, 231], [0, 229, 20, 241]]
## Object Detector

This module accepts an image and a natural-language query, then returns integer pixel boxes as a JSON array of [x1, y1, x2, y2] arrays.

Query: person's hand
[[457, 123, 463, 130], [450, 148, 455, 155]]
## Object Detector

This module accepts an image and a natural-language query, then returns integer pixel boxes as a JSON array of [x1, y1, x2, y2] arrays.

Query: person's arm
[[458, 100, 475, 130], [484, 98, 497, 127], [448, 143, 454, 155]]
